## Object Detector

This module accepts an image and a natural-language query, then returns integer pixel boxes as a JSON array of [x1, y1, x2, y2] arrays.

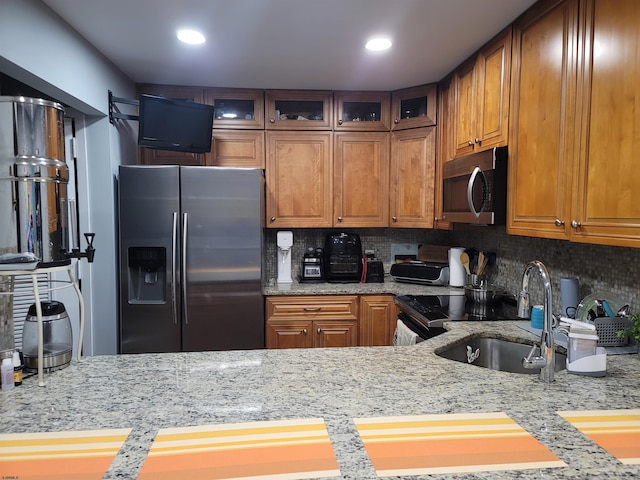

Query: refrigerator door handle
[[171, 212, 178, 325], [182, 212, 189, 325]]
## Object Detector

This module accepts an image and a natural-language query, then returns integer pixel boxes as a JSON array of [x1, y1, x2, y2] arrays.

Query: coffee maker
[[300, 247, 324, 282]]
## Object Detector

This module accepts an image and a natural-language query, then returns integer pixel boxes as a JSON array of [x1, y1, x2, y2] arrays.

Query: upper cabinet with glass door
[[391, 83, 437, 130], [204, 88, 264, 129], [334, 91, 391, 131], [265, 90, 333, 130]]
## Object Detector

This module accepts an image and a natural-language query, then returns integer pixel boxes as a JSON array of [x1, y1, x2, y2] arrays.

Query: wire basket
[[594, 317, 632, 346]]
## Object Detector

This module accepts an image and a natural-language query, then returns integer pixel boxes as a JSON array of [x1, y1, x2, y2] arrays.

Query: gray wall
[[0, 0, 138, 355]]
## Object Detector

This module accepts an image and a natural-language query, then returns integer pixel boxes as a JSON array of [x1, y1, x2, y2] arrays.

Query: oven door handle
[[467, 166, 487, 218]]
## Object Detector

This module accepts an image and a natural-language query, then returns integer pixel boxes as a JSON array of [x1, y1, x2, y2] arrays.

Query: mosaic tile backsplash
[[265, 227, 640, 315]]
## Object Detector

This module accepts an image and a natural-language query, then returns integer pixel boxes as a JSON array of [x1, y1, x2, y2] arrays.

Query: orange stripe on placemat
[[0, 428, 132, 480], [558, 409, 640, 465], [354, 412, 566, 476], [138, 418, 341, 480]]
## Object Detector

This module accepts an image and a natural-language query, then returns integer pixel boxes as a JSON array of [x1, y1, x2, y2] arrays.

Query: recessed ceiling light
[[365, 37, 392, 51], [177, 29, 206, 45]]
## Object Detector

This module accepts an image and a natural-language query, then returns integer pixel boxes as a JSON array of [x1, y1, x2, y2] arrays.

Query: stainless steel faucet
[[517, 260, 555, 382]]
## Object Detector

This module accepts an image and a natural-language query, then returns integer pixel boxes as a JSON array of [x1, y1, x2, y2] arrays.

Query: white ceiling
[[42, 0, 537, 91]]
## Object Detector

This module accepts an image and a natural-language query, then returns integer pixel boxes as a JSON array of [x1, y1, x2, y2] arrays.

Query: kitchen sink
[[436, 336, 566, 374]]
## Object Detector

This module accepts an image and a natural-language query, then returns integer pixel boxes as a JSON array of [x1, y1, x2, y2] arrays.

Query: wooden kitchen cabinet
[[507, 0, 578, 241], [266, 296, 359, 348], [334, 91, 391, 131], [570, 0, 640, 246], [333, 132, 389, 227], [136, 84, 207, 166], [265, 90, 333, 130], [389, 127, 436, 228], [452, 27, 511, 157], [390, 83, 437, 130], [266, 131, 333, 228], [206, 130, 265, 168], [359, 295, 397, 346], [204, 87, 264, 129], [434, 75, 453, 230]]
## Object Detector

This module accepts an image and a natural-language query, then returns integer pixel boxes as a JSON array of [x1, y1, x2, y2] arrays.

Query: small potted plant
[[617, 312, 640, 350]]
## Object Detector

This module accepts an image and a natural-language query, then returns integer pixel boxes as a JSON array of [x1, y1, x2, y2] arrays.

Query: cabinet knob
[[554, 218, 565, 227], [394, 118, 399, 124], [337, 216, 343, 222], [434, 216, 440, 222], [338, 119, 343, 125], [269, 117, 275, 123], [392, 216, 397, 222], [270, 216, 276, 222], [302, 329, 308, 335], [475, 138, 480, 144], [468, 140, 474, 146], [571, 220, 582, 229], [317, 328, 321, 334]]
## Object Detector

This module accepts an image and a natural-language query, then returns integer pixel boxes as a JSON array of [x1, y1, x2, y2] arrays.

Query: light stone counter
[[264, 276, 465, 297], [2, 322, 639, 479]]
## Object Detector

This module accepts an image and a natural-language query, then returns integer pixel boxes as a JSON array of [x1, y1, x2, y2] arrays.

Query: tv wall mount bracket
[[108, 90, 139, 124]]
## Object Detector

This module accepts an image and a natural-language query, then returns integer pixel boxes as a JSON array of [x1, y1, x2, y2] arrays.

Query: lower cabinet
[[359, 295, 397, 346], [266, 294, 397, 348]]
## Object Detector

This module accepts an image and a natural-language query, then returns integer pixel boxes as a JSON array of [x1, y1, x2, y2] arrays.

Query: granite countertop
[[2, 321, 639, 479], [264, 276, 464, 296]]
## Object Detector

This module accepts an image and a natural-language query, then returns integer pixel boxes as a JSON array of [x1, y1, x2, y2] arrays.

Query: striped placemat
[[137, 418, 341, 480], [0, 428, 132, 480], [557, 409, 640, 464], [354, 412, 566, 476]]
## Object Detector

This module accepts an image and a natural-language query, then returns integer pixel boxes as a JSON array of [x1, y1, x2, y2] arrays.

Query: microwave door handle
[[467, 166, 487, 218]]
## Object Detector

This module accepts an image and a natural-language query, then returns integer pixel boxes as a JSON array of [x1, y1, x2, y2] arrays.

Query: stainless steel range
[[394, 293, 518, 341]]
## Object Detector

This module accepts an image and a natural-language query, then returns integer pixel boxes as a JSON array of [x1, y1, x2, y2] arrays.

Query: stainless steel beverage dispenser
[[0, 96, 69, 266], [0, 96, 95, 266]]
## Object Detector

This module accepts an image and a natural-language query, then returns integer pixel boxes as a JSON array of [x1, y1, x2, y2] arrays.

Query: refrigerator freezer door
[[118, 165, 181, 353], [180, 167, 265, 351]]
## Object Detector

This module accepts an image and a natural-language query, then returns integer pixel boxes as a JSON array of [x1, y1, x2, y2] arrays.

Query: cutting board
[[558, 409, 640, 464], [0, 428, 132, 480], [137, 418, 340, 480], [354, 412, 566, 476]]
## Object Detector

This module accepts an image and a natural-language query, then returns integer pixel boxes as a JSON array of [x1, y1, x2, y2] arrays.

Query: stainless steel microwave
[[441, 146, 508, 225]]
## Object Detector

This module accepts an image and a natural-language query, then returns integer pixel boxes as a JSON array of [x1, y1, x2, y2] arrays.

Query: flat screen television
[[137, 94, 214, 153]]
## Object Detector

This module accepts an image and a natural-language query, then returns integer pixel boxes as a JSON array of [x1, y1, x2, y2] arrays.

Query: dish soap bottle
[[1, 357, 14, 390]]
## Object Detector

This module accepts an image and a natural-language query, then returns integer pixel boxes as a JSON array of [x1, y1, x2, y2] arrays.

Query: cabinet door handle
[[338, 119, 343, 125], [269, 117, 275, 123], [302, 329, 308, 335], [303, 307, 321, 312], [317, 328, 321, 334], [571, 220, 582, 229], [468, 140, 474, 146], [394, 118, 399, 124], [475, 138, 480, 144], [392, 216, 397, 222], [555, 218, 565, 227], [270, 216, 276, 222], [337, 216, 343, 222]]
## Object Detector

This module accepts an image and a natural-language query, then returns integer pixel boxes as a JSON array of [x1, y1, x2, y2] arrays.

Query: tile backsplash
[[265, 227, 640, 315]]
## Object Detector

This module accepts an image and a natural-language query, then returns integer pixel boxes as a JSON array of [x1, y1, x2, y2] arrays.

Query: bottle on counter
[[13, 351, 22, 387], [1, 357, 14, 390]]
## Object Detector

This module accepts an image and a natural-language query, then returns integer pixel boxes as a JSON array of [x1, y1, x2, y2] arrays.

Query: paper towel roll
[[448, 247, 466, 287], [560, 276, 580, 317]]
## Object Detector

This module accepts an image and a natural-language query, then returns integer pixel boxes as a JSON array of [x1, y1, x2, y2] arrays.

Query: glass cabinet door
[[334, 92, 391, 131], [265, 90, 333, 130], [391, 83, 437, 130], [205, 88, 264, 129]]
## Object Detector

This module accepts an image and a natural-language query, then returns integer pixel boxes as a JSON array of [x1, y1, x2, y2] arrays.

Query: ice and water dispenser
[[127, 247, 166, 303]]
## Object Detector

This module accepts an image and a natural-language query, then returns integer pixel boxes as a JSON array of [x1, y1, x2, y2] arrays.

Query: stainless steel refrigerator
[[117, 165, 264, 353]]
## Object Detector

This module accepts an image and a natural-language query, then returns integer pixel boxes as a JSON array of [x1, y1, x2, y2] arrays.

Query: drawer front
[[266, 296, 358, 320]]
